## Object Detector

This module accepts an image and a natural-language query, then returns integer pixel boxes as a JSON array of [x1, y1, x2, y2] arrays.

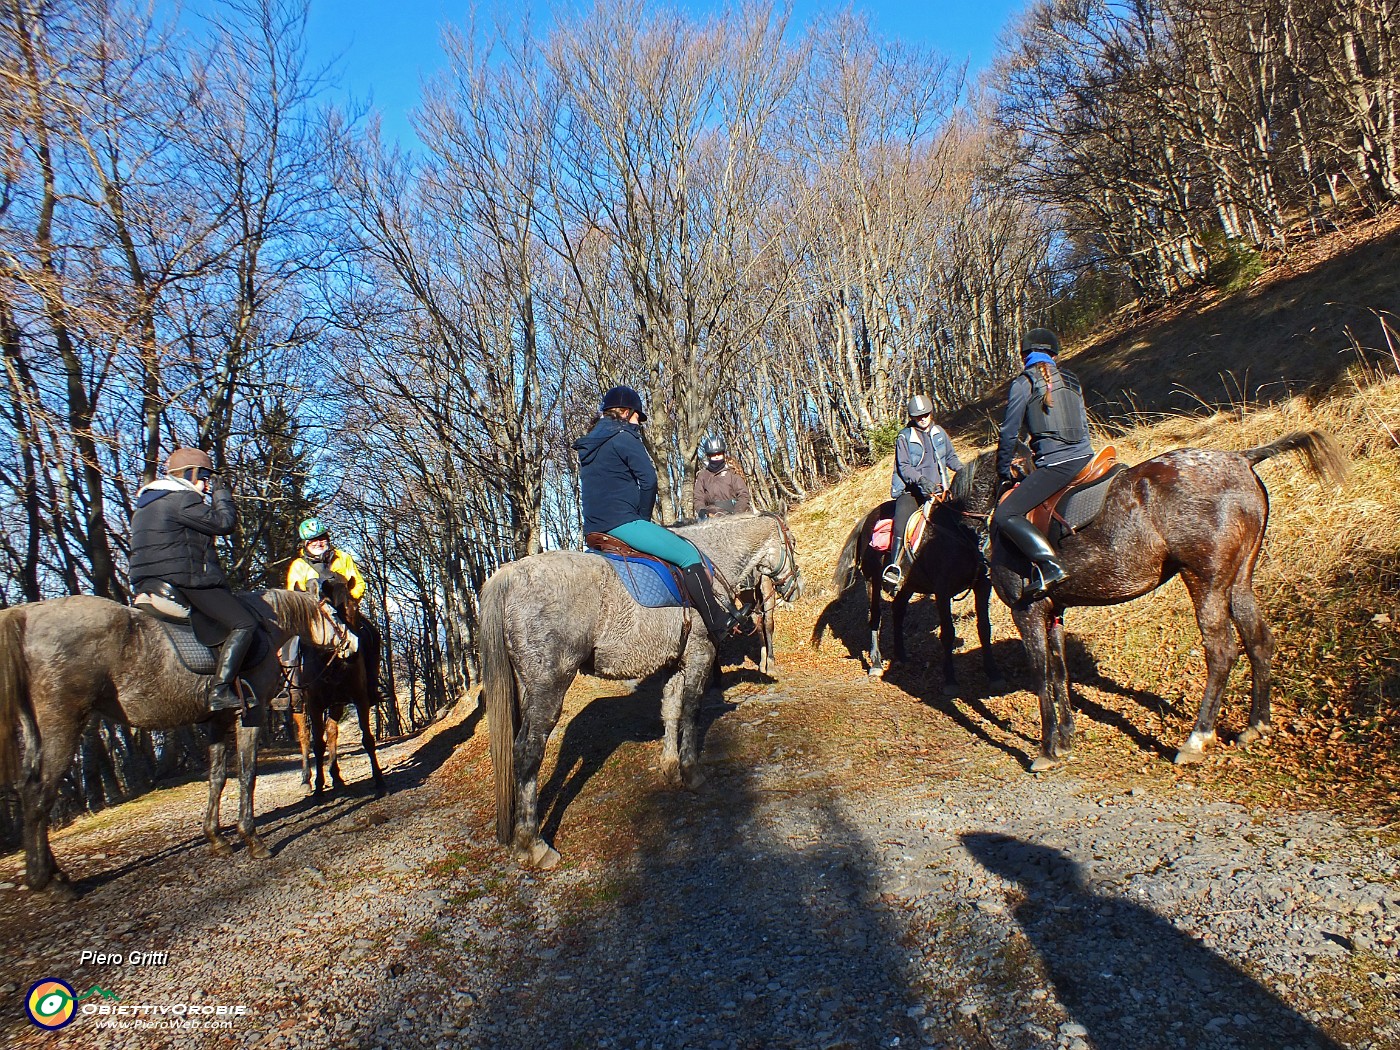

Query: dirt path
[[2, 595, 1398, 1050]]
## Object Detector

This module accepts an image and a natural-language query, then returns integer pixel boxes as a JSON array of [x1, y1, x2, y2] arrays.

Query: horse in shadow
[[479, 513, 802, 869], [959, 431, 1347, 770], [0, 590, 357, 897], [292, 575, 387, 798], [811, 464, 1003, 695]]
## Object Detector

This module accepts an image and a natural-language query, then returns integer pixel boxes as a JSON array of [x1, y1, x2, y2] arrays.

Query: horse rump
[[478, 569, 519, 845], [0, 609, 26, 785]]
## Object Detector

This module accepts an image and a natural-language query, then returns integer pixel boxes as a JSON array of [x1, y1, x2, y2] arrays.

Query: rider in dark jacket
[[574, 385, 740, 640], [693, 435, 752, 518], [993, 328, 1095, 601], [129, 448, 256, 712]]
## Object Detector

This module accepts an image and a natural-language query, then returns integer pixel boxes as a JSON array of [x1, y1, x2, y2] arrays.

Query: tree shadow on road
[[962, 832, 1346, 1050]]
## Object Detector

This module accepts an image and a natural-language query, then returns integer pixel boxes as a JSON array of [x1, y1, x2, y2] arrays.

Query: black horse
[[812, 466, 1003, 694], [961, 431, 1347, 770]]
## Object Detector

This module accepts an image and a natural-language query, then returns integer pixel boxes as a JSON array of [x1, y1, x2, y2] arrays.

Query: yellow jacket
[[287, 549, 366, 600]]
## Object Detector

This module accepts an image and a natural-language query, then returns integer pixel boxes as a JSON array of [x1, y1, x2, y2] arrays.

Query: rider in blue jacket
[[994, 328, 1095, 600], [883, 393, 964, 590], [574, 385, 739, 640]]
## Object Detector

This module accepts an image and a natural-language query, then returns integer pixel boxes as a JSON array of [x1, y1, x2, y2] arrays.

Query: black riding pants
[[181, 584, 259, 632], [992, 455, 1093, 528], [891, 490, 923, 553]]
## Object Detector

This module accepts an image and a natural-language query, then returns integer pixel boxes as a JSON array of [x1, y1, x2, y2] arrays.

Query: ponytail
[[1038, 362, 1054, 410]]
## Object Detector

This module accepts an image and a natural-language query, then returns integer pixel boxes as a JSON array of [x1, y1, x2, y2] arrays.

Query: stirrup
[[881, 563, 903, 588], [1024, 562, 1067, 602], [208, 685, 243, 713]]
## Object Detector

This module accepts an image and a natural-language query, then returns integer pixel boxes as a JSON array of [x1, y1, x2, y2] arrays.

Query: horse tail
[[479, 569, 518, 846], [811, 518, 866, 649], [831, 519, 864, 594], [0, 608, 27, 785], [1242, 430, 1349, 486]]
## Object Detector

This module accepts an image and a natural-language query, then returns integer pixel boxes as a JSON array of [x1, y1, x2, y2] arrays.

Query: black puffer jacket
[[128, 478, 237, 590]]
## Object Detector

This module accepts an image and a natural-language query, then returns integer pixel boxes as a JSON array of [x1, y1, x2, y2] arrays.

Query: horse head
[[756, 511, 803, 603], [306, 584, 359, 660]]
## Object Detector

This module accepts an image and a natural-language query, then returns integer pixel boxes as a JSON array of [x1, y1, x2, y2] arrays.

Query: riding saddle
[[869, 493, 946, 554], [131, 581, 271, 675], [1020, 445, 1124, 545], [582, 533, 691, 609]]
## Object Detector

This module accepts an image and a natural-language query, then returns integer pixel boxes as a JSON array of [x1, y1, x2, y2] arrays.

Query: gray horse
[[0, 590, 357, 897], [482, 512, 802, 869]]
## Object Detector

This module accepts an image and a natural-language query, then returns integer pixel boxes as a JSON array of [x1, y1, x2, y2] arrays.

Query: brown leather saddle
[[1025, 445, 1121, 538]]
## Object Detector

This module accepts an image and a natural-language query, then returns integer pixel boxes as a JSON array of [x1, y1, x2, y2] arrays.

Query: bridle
[[757, 511, 801, 603], [317, 597, 359, 661]]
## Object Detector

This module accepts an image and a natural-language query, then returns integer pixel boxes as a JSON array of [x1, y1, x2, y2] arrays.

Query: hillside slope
[[791, 215, 1400, 815]]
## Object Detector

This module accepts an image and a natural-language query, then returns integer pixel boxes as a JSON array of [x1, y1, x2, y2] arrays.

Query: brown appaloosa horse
[[812, 465, 1003, 694], [293, 575, 387, 797], [962, 431, 1347, 770]]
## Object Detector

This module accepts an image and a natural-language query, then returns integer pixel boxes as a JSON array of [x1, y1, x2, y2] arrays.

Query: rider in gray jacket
[[884, 394, 964, 590]]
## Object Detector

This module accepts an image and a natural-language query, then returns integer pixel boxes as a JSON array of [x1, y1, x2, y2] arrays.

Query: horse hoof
[[1237, 723, 1270, 749], [301, 782, 313, 796], [1173, 748, 1205, 766], [246, 837, 272, 860], [941, 681, 959, 698], [682, 769, 707, 792], [44, 876, 78, 901], [208, 835, 235, 857], [521, 842, 561, 870], [867, 665, 885, 680], [1029, 755, 1061, 773]]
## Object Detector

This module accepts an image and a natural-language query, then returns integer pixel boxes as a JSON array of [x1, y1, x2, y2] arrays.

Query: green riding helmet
[[298, 517, 330, 542]]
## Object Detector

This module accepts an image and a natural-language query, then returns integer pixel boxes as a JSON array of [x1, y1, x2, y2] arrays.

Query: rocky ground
[[2, 597, 1398, 1050]]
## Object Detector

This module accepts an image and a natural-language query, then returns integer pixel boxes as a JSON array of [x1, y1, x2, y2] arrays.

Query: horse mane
[[262, 588, 319, 637]]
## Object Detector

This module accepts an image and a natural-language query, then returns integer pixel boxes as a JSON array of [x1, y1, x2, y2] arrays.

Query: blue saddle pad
[[592, 552, 686, 608]]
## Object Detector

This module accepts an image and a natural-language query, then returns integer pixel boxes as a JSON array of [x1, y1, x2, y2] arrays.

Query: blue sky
[[299, 0, 1028, 147]]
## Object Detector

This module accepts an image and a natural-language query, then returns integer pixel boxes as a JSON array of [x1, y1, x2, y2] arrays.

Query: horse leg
[[310, 702, 329, 795], [936, 591, 959, 695], [355, 698, 387, 797], [975, 569, 1003, 688], [662, 638, 714, 792], [1176, 575, 1240, 765], [235, 721, 270, 859], [327, 711, 345, 790], [867, 579, 886, 677], [759, 578, 778, 677], [1014, 606, 1060, 772], [891, 589, 913, 665], [1047, 612, 1074, 754], [18, 708, 80, 896], [293, 711, 312, 794], [1230, 577, 1275, 749], [204, 719, 236, 856], [511, 673, 570, 870]]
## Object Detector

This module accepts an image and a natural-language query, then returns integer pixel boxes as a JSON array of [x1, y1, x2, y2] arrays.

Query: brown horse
[[812, 467, 1002, 694], [292, 575, 387, 797], [962, 432, 1347, 770], [0, 590, 357, 897]]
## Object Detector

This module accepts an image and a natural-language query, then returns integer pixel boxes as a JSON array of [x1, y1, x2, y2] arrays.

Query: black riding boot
[[679, 565, 742, 641], [997, 516, 1068, 601], [882, 536, 905, 590], [209, 627, 257, 712]]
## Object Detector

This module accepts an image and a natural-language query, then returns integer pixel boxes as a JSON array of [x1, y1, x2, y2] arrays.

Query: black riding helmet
[[1020, 328, 1062, 357], [600, 385, 647, 422], [700, 435, 727, 457]]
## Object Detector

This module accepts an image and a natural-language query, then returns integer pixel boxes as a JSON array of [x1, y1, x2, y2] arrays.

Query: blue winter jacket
[[574, 417, 659, 534]]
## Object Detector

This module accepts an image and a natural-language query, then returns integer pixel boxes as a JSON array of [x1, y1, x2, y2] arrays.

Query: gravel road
[[1, 632, 1396, 1050]]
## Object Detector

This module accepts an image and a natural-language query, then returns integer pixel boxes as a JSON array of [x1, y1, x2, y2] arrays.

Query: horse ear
[[777, 499, 789, 517], [319, 578, 334, 601]]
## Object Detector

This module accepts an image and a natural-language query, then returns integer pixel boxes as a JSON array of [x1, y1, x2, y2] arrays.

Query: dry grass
[[787, 361, 1400, 818]]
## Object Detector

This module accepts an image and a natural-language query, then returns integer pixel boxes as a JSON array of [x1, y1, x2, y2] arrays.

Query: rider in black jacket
[[129, 448, 256, 712]]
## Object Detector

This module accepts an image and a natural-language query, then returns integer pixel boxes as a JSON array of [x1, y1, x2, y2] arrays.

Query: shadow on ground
[[963, 832, 1346, 1050]]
